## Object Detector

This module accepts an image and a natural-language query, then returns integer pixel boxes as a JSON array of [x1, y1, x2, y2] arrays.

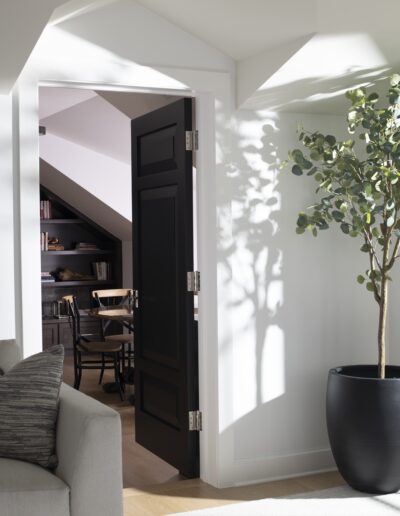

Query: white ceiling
[[39, 87, 97, 119], [131, 0, 400, 113], [39, 87, 181, 163], [135, 0, 316, 61], [0, 0, 66, 93], [5, 0, 400, 112]]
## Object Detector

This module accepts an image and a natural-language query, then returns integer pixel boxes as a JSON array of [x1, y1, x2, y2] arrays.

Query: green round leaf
[[366, 282, 375, 292], [292, 149, 304, 164], [297, 213, 308, 228], [292, 165, 303, 176], [357, 275, 365, 284], [340, 223, 350, 234], [367, 92, 379, 103]]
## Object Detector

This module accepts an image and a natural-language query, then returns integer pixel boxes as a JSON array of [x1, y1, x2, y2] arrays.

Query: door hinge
[[133, 290, 139, 308], [185, 130, 198, 151], [189, 410, 202, 431], [187, 271, 200, 293]]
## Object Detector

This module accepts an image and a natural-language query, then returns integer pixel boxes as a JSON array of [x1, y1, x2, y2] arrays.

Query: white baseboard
[[218, 448, 336, 488]]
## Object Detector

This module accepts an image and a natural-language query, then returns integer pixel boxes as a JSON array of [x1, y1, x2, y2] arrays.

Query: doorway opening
[[38, 85, 199, 488]]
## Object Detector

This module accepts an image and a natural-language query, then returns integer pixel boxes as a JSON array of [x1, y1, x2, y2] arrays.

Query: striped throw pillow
[[0, 345, 64, 469]]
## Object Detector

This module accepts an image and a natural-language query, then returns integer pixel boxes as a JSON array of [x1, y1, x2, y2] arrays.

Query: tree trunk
[[378, 275, 388, 379]]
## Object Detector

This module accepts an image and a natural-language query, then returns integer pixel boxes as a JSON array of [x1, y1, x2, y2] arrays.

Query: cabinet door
[[58, 321, 74, 353], [42, 323, 58, 350]]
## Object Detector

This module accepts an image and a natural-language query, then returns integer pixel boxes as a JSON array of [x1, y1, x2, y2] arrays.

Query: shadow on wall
[[216, 107, 379, 480]]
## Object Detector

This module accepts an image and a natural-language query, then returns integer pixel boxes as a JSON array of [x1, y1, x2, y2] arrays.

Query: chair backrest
[[62, 295, 80, 345], [92, 288, 133, 308]]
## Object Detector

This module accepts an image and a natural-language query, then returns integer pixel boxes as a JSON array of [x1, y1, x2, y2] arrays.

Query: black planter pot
[[327, 365, 400, 494]]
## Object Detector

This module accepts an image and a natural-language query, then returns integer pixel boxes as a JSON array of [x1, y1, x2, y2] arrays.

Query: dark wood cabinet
[[40, 185, 122, 351], [42, 322, 58, 350], [42, 317, 102, 354]]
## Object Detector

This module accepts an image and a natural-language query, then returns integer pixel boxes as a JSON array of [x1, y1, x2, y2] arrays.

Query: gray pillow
[[0, 345, 64, 469]]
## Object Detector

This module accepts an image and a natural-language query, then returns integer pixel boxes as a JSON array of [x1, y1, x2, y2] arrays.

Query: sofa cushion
[[0, 457, 69, 516], [0, 345, 64, 469]]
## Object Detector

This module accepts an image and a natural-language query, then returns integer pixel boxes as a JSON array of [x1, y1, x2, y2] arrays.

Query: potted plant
[[286, 75, 400, 494]]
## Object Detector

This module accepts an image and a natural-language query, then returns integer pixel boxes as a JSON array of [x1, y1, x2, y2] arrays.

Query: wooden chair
[[92, 289, 134, 342], [62, 295, 124, 400], [92, 289, 134, 382]]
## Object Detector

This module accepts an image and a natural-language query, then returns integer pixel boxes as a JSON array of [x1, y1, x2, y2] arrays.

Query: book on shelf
[[40, 200, 52, 220], [75, 242, 99, 250], [41, 272, 55, 283], [40, 232, 49, 251], [92, 261, 111, 281], [47, 244, 65, 251]]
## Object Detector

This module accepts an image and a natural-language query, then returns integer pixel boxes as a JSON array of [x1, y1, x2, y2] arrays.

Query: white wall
[[0, 94, 15, 339], [218, 109, 379, 485]]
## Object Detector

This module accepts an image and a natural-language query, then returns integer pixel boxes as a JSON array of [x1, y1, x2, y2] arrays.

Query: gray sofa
[[0, 339, 123, 516]]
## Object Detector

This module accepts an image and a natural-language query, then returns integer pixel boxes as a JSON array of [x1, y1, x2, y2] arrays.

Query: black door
[[131, 98, 199, 477]]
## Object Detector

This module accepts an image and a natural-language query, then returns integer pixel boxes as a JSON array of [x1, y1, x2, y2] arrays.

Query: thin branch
[[388, 237, 400, 270], [367, 243, 381, 305], [363, 228, 383, 272]]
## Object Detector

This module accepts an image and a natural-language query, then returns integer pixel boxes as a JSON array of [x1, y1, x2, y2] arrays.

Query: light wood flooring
[[63, 357, 344, 515], [123, 471, 345, 516]]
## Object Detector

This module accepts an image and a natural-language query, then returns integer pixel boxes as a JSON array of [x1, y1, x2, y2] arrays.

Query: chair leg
[[99, 353, 105, 384], [113, 353, 124, 401], [73, 351, 79, 389], [75, 351, 82, 390]]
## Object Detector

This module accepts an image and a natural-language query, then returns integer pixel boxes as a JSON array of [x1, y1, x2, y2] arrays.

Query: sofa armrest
[[56, 384, 123, 516]]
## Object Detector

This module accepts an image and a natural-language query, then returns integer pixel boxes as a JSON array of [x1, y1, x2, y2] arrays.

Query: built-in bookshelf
[[40, 185, 122, 351]]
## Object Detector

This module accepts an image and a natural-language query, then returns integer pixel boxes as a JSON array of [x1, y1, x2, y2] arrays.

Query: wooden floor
[[63, 357, 344, 515], [123, 471, 345, 516]]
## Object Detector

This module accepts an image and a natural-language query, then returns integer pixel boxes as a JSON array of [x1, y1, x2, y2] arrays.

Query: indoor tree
[[286, 75, 400, 379]]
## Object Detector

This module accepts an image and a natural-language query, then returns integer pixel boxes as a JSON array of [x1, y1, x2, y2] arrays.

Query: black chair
[[62, 295, 124, 400]]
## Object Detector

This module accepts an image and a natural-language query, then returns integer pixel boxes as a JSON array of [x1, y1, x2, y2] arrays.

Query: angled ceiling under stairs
[[40, 158, 131, 241], [39, 87, 180, 242]]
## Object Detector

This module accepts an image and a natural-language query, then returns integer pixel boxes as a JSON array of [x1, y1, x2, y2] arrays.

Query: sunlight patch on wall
[[261, 324, 285, 403]]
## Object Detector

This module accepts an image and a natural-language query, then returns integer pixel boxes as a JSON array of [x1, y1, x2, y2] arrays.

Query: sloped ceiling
[[5, 0, 400, 111], [135, 0, 316, 61], [39, 87, 180, 163], [40, 158, 132, 241], [132, 0, 400, 113], [39, 86, 181, 240], [0, 0, 66, 93]]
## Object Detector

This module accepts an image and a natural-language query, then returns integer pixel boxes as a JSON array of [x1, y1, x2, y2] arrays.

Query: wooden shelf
[[42, 250, 113, 255], [40, 219, 83, 224], [42, 280, 114, 288]]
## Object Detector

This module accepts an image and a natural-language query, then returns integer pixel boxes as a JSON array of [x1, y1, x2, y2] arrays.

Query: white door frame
[[13, 68, 228, 486]]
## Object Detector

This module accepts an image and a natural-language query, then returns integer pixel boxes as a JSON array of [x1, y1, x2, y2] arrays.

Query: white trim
[[39, 79, 194, 98], [220, 448, 335, 489]]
